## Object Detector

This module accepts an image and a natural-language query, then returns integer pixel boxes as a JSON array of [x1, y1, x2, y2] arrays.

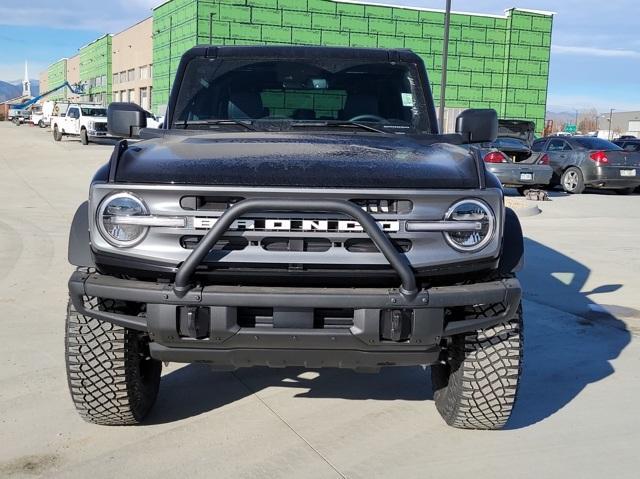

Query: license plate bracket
[[620, 169, 637, 177], [520, 172, 534, 182]]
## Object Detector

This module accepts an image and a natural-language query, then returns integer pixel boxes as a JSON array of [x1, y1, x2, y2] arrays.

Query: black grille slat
[[237, 307, 354, 329], [181, 236, 248, 251]]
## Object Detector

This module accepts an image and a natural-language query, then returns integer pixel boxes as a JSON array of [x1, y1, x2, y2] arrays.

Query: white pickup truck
[[51, 103, 113, 145]]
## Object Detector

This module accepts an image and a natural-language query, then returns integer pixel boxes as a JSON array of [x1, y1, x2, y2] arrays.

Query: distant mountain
[[0, 79, 40, 102], [0, 81, 21, 102], [546, 110, 577, 125], [30, 80, 39, 96]]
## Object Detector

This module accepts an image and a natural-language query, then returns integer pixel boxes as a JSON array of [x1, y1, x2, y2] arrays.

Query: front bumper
[[88, 130, 119, 139], [69, 270, 521, 369]]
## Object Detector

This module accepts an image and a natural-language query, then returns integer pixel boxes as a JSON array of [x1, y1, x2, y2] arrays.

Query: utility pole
[[574, 109, 579, 132], [438, 0, 452, 133], [608, 108, 615, 140]]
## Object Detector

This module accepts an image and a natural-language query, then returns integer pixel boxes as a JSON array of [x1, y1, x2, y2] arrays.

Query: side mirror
[[107, 102, 147, 138], [456, 109, 498, 144]]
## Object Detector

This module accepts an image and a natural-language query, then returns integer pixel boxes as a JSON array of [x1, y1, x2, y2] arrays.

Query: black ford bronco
[[66, 46, 524, 430]]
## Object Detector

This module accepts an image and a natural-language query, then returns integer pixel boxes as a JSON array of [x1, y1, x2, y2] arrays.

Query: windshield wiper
[[175, 119, 256, 131], [290, 120, 390, 134]]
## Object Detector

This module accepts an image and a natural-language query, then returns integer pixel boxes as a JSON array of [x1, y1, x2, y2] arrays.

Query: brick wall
[[151, 0, 553, 131]]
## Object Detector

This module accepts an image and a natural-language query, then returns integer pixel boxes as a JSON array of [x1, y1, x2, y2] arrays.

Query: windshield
[[492, 138, 529, 149], [172, 58, 427, 133], [81, 108, 107, 117], [573, 138, 622, 150]]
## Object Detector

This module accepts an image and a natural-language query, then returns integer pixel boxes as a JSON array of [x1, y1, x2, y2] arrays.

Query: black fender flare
[[68, 201, 95, 268], [498, 207, 524, 274]]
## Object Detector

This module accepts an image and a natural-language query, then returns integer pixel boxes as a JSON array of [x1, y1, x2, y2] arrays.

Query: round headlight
[[444, 199, 495, 252], [97, 192, 149, 247]]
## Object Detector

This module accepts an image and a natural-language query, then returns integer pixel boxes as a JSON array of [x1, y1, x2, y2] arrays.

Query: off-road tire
[[80, 128, 89, 145], [65, 295, 161, 425], [561, 166, 585, 194], [53, 125, 62, 141], [431, 304, 523, 430]]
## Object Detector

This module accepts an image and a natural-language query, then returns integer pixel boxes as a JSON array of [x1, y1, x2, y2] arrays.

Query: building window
[[140, 87, 149, 110], [128, 89, 136, 104], [121, 90, 127, 101], [101, 75, 106, 86], [127, 69, 135, 82], [139, 65, 149, 80], [113, 73, 118, 85], [113, 91, 119, 102], [149, 64, 153, 78], [120, 71, 126, 83]]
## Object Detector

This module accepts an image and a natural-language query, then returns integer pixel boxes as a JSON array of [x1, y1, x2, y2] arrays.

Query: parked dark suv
[[66, 46, 525, 430]]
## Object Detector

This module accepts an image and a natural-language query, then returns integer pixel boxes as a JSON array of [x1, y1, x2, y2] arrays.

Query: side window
[[562, 141, 573, 151], [547, 139, 565, 151], [532, 140, 546, 152], [68, 108, 78, 119], [624, 143, 640, 152]]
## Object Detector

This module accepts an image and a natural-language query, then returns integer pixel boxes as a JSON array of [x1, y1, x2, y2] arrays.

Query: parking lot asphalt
[[1, 122, 639, 479]]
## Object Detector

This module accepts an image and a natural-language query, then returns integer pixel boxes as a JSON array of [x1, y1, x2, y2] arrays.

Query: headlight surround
[[443, 199, 495, 252], [97, 192, 149, 247]]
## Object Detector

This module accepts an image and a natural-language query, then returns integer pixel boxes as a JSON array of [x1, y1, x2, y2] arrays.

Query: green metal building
[[151, 0, 553, 132], [40, 0, 554, 132], [47, 59, 68, 101], [79, 35, 113, 104]]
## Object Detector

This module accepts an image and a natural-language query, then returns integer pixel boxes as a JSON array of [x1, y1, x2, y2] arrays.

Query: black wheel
[[615, 187, 635, 195], [53, 125, 62, 141], [431, 303, 523, 430], [65, 295, 161, 425], [516, 186, 528, 196], [80, 128, 89, 145], [561, 167, 585, 194], [38, 120, 45, 128]]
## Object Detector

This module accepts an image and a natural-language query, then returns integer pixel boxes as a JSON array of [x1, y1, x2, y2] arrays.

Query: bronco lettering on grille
[[193, 218, 400, 233]]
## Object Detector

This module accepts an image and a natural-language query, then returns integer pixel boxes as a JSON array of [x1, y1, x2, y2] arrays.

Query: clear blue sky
[[1, 0, 638, 111]]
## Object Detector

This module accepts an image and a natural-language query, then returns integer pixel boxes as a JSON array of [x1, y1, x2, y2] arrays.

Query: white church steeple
[[22, 60, 31, 97]]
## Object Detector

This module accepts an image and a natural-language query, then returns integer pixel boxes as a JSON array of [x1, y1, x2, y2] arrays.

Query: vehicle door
[[543, 138, 573, 174], [66, 108, 80, 134]]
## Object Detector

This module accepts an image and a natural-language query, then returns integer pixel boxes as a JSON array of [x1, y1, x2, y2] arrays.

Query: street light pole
[[574, 109, 579, 132], [438, 0, 452, 133]]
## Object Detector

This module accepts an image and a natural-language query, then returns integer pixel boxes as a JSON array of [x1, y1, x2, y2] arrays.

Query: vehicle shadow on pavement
[[506, 238, 631, 429], [147, 238, 631, 429], [147, 365, 432, 425]]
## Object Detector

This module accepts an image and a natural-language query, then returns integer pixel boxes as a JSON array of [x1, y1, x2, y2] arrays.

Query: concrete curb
[[512, 204, 542, 217]]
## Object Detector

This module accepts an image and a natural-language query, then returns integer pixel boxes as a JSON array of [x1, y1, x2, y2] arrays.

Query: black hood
[[114, 132, 480, 189], [498, 120, 536, 145]]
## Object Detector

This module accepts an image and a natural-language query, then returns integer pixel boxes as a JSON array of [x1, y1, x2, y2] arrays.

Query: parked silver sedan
[[532, 136, 640, 194], [482, 149, 553, 195], [474, 120, 553, 195]]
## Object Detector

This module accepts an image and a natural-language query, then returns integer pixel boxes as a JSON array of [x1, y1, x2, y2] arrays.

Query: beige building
[[111, 17, 153, 111], [67, 55, 81, 102], [39, 71, 49, 97]]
